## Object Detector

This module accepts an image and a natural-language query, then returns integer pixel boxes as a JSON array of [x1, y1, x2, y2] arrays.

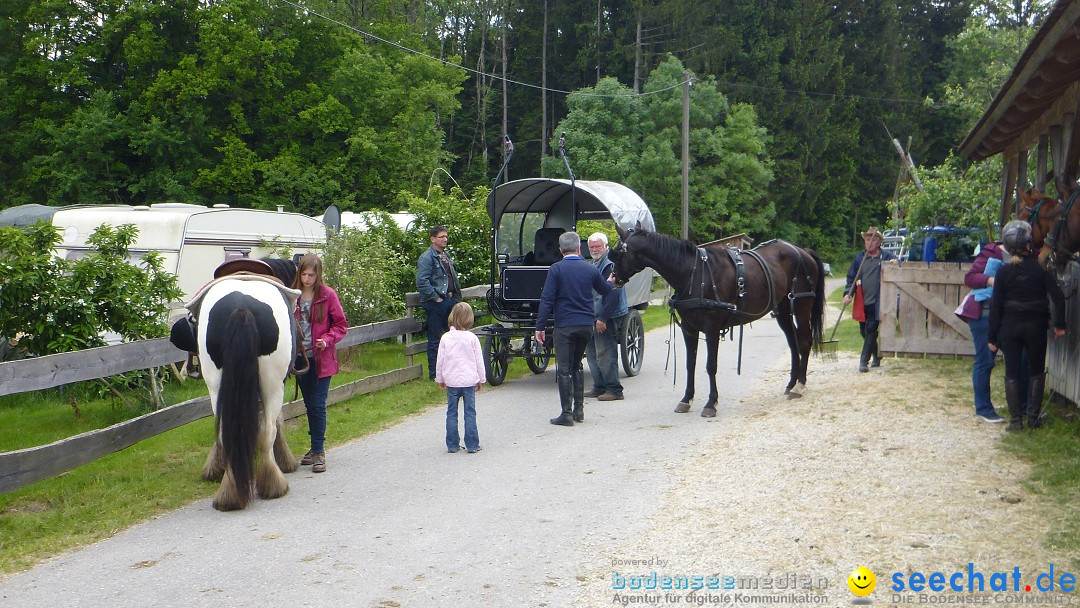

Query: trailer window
[[224, 248, 251, 261]]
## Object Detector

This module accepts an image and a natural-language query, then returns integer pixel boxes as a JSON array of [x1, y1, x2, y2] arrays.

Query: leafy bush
[[400, 185, 493, 291], [322, 215, 411, 326], [0, 222, 181, 358]]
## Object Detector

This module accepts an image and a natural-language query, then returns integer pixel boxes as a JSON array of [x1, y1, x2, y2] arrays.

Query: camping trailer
[[0, 203, 327, 312], [316, 208, 416, 234]]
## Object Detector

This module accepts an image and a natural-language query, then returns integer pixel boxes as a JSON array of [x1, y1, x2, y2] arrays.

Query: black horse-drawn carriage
[[480, 176, 656, 385]]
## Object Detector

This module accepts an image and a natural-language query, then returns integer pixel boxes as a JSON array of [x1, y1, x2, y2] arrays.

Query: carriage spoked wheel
[[619, 309, 645, 376], [525, 334, 553, 374], [483, 333, 512, 386]]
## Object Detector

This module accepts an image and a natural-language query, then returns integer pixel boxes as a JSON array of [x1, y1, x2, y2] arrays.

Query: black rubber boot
[[870, 343, 881, 368], [1004, 377, 1024, 431], [859, 339, 873, 373], [572, 366, 585, 422], [550, 372, 575, 426], [1027, 372, 1046, 429]]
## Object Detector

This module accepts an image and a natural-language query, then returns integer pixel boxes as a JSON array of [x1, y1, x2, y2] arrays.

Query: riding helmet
[[1001, 219, 1033, 255]]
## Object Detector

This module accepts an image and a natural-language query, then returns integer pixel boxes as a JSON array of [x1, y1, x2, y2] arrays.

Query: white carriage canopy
[[490, 178, 656, 307], [490, 178, 656, 231]]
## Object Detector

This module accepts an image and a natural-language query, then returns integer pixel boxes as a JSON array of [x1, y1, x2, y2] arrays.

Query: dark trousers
[[859, 302, 880, 361], [999, 317, 1050, 378], [422, 297, 458, 379], [554, 325, 592, 374]]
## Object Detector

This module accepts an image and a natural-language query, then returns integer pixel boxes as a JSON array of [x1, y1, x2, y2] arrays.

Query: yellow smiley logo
[[848, 567, 876, 596]]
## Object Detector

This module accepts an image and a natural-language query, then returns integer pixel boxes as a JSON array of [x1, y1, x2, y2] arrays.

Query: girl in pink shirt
[[435, 302, 485, 453]]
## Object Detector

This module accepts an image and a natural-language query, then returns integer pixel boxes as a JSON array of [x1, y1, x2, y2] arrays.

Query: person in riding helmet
[[987, 220, 1066, 431]]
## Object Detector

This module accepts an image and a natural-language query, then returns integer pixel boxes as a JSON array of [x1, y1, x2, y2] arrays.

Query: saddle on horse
[[170, 259, 310, 378]]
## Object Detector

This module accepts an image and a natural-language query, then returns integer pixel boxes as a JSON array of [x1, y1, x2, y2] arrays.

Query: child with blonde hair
[[435, 302, 485, 453]]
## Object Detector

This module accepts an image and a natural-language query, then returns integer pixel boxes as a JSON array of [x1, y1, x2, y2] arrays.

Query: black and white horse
[[195, 276, 299, 511]]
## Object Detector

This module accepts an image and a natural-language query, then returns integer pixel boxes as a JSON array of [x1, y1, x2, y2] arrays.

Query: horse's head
[[1019, 186, 1075, 270], [611, 221, 649, 287]]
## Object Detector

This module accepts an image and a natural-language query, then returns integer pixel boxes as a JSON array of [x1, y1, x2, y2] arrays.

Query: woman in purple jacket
[[961, 240, 1010, 423], [292, 254, 348, 472]]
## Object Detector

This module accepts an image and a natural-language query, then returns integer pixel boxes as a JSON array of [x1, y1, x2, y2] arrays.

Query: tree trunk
[[502, 1, 509, 177], [634, 8, 642, 94], [541, 0, 549, 165]]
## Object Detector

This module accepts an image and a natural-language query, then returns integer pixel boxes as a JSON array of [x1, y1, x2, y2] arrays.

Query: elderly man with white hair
[[584, 232, 628, 401]]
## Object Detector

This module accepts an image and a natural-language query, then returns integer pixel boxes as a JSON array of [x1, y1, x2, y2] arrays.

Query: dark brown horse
[[610, 225, 825, 417]]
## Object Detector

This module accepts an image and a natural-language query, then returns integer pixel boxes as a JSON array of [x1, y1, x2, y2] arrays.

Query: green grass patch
[[1000, 415, 1080, 567]]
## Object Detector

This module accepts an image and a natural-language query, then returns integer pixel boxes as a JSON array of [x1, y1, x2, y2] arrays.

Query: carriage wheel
[[525, 334, 553, 374], [484, 333, 511, 386], [619, 309, 644, 376]]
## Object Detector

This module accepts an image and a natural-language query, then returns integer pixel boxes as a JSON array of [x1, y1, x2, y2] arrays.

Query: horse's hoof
[[674, 402, 691, 414], [787, 382, 806, 399], [701, 407, 717, 418]]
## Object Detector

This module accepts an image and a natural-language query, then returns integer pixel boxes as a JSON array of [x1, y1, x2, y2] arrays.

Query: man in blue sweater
[[535, 231, 614, 426]]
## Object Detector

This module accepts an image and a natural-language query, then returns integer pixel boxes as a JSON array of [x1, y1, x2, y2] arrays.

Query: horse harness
[[668, 240, 815, 327], [1043, 188, 1080, 265]]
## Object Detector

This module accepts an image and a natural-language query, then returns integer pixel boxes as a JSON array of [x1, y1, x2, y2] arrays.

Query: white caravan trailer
[[316, 207, 416, 233], [0, 203, 327, 311]]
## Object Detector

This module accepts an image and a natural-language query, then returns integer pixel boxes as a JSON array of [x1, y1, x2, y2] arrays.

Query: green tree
[[542, 57, 773, 243]]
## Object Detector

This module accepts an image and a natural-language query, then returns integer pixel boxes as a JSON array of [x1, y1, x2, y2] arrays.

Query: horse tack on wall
[[878, 262, 975, 358]]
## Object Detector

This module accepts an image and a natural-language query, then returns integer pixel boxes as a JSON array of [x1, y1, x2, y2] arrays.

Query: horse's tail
[[217, 307, 262, 506], [809, 249, 826, 352]]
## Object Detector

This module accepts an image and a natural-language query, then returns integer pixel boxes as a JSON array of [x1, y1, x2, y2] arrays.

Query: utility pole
[[681, 71, 690, 240]]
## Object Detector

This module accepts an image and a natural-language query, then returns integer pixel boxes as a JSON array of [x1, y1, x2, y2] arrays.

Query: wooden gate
[[879, 262, 974, 357]]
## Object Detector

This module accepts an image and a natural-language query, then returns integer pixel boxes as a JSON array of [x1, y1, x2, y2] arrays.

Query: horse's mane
[[638, 229, 698, 259], [261, 257, 297, 288]]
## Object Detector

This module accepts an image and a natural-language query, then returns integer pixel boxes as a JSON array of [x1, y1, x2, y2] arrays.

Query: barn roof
[[959, 1, 1080, 161]]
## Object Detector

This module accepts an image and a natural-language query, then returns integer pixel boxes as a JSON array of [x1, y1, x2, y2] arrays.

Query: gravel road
[[0, 315, 792, 608], [4, 286, 1073, 608]]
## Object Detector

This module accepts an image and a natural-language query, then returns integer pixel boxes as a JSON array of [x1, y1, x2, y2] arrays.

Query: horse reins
[[1044, 187, 1080, 266]]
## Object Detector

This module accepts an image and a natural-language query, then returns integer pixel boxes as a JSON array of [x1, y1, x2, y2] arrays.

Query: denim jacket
[[416, 246, 459, 303], [592, 253, 628, 322]]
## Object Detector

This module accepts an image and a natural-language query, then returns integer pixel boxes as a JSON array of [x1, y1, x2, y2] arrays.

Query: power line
[[274, 0, 935, 108], [273, 0, 681, 99]]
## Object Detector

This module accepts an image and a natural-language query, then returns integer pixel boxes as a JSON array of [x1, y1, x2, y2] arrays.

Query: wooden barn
[[959, 0, 1080, 406]]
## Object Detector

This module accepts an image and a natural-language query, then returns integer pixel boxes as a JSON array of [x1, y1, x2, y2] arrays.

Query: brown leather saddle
[[178, 259, 309, 378]]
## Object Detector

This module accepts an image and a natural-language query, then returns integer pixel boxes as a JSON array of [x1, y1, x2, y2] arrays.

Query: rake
[[821, 253, 869, 360], [820, 300, 848, 361]]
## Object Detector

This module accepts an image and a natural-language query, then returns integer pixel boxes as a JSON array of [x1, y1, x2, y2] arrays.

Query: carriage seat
[[533, 227, 566, 266]]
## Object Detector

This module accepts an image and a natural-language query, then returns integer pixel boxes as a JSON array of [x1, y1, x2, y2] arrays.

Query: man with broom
[[843, 227, 897, 372]]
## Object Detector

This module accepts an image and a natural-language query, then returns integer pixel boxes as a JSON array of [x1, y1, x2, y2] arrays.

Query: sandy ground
[[570, 350, 1077, 607]]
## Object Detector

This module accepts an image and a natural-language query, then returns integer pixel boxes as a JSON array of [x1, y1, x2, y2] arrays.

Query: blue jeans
[[967, 315, 997, 417], [422, 298, 458, 379], [446, 386, 479, 451], [586, 315, 625, 395], [297, 359, 331, 452]]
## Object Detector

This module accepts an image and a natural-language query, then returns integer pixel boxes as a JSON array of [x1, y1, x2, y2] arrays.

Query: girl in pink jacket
[[292, 254, 348, 472], [436, 302, 485, 453]]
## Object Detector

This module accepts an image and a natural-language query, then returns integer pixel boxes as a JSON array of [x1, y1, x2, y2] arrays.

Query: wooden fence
[[0, 284, 491, 494], [879, 262, 974, 357]]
